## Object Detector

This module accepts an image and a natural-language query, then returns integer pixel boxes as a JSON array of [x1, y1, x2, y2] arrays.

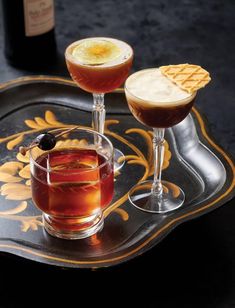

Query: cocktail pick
[[19, 126, 79, 156]]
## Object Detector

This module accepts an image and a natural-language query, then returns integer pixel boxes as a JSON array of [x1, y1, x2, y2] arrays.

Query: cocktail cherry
[[19, 126, 78, 156], [35, 133, 56, 151]]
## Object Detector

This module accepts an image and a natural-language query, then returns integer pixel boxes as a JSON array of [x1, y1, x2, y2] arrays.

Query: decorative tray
[[0, 76, 234, 268]]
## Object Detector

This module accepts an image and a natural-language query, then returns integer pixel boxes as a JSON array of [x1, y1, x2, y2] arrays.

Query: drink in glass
[[65, 37, 133, 170], [30, 128, 114, 239], [125, 66, 210, 213]]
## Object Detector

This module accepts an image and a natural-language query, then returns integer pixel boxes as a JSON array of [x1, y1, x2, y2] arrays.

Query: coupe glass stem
[[92, 93, 105, 134], [151, 128, 165, 196]]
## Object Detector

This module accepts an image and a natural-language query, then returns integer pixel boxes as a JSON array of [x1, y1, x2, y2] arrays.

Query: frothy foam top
[[126, 68, 195, 106], [66, 37, 133, 68]]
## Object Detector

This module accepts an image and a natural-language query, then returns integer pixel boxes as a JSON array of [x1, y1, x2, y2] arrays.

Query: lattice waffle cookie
[[160, 64, 211, 93]]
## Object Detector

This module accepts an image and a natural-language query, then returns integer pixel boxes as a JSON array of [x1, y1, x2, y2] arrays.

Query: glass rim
[[124, 68, 197, 105], [65, 36, 134, 68], [30, 127, 113, 174]]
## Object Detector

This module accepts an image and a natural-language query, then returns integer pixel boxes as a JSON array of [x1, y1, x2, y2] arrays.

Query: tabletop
[[0, 0, 234, 307]]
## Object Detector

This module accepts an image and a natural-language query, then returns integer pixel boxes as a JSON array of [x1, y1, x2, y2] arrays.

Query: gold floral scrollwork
[[0, 110, 172, 232], [0, 200, 42, 232]]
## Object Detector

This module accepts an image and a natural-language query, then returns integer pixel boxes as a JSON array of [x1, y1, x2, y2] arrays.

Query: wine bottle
[[1, 0, 57, 68]]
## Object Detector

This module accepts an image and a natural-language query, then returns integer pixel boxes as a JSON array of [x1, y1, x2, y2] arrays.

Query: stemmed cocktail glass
[[125, 68, 197, 213], [65, 37, 133, 171]]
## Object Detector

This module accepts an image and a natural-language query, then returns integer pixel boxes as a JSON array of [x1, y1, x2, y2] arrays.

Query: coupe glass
[[65, 37, 133, 171], [125, 68, 197, 213]]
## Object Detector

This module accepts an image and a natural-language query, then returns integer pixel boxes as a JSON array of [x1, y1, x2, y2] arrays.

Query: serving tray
[[0, 76, 234, 268]]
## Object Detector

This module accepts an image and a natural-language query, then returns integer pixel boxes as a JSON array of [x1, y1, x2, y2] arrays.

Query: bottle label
[[23, 0, 55, 37]]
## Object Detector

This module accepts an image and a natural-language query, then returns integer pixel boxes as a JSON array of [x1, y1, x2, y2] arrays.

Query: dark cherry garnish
[[19, 126, 78, 156], [35, 133, 56, 151]]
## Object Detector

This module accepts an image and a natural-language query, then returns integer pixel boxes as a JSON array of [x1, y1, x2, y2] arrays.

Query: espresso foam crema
[[125, 68, 196, 106], [66, 37, 133, 68]]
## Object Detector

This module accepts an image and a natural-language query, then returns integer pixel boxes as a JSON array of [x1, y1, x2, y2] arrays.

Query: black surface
[[0, 0, 234, 307]]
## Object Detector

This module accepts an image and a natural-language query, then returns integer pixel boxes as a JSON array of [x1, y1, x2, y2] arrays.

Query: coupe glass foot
[[129, 180, 185, 213]]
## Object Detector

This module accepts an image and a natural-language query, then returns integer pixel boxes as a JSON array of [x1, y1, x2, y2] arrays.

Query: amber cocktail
[[30, 128, 114, 239], [65, 37, 133, 170]]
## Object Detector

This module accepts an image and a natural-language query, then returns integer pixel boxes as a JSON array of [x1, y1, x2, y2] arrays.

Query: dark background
[[0, 0, 234, 307]]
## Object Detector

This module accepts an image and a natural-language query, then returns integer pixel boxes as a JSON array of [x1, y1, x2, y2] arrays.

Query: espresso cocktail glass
[[65, 37, 133, 171], [125, 68, 197, 213]]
